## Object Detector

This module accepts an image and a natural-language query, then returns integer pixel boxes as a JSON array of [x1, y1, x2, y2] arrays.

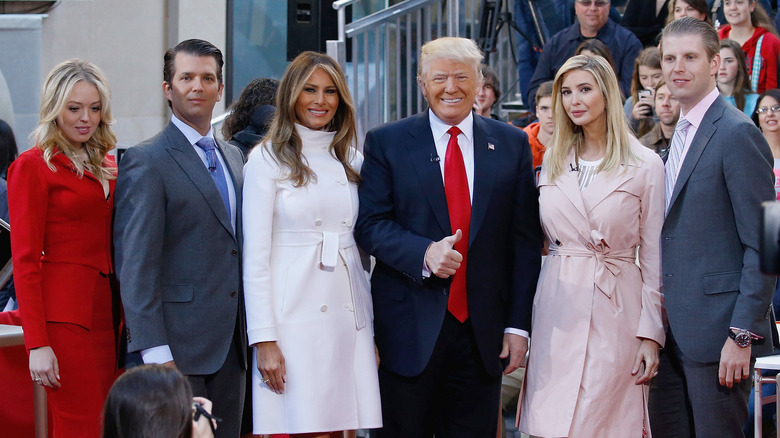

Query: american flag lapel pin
[[488, 143, 495, 151]]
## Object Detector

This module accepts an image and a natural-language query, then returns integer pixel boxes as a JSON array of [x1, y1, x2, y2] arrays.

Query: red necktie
[[444, 126, 470, 322]]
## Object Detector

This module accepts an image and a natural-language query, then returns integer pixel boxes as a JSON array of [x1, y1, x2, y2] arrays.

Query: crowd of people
[[5, 1, 780, 438]]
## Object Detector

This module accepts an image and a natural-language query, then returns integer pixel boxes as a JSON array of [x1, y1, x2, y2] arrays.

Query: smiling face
[[654, 84, 681, 127], [420, 57, 479, 125], [561, 69, 606, 133], [661, 33, 719, 112], [718, 46, 738, 86], [758, 95, 780, 133], [574, 0, 610, 37], [674, 0, 708, 21], [294, 68, 340, 130], [163, 52, 224, 135], [723, 0, 754, 27], [638, 65, 664, 90], [56, 80, 102, 146]]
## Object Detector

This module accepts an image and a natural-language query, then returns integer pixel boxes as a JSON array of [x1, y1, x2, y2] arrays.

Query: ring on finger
[[262, 378, 270, 384]]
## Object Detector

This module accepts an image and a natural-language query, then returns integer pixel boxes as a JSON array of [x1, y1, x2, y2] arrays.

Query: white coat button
[[338, 179, 347, 185], [314, 219, 323, 226], [344, 218, 353, 227], [320, 305, 328, 312]]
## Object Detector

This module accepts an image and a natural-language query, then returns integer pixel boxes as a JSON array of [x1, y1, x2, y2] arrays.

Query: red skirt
[[45, 274, 120, 438]]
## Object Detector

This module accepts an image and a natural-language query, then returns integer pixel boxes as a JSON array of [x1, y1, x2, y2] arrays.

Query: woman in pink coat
[[518, 55, 666, 437]]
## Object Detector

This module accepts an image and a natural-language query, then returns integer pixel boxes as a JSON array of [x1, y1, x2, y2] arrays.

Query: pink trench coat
[[519, 140, 666, 438]]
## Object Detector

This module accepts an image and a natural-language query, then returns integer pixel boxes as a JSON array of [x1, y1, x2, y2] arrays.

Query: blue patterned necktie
[[665, 117, 691, 214], [195, 137, 231, 222]]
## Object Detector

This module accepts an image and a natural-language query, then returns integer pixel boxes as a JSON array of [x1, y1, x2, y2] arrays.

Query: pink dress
[[518, 139, 666, 437]]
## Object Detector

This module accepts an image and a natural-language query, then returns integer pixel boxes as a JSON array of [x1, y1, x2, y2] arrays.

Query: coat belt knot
[[549, 230, 636, 299]]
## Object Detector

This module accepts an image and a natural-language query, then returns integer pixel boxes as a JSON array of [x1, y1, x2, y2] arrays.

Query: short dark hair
[[535, 81, 554, 106], [163, 39, 224, 86], [661, 16, 719, 60], [481, 64, 501, 102], [102, 365, 193, 438]]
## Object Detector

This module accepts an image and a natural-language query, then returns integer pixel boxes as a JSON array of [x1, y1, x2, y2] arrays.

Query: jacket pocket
[[161, 284, 194, 303], [701, 271, 741, 295]]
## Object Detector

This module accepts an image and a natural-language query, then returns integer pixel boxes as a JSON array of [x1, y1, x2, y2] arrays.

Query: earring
[[51, 120, 56, 126]]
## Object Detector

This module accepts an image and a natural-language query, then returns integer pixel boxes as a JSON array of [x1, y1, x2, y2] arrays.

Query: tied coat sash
[[542, 149, 638, 298]]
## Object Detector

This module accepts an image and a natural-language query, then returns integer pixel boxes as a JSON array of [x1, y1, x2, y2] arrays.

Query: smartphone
[[638, 89, 652, 102]]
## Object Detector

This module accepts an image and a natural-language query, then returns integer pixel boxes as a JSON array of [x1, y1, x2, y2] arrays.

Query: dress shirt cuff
[[504, 328, 529, 338], [422, 243, 432, 278], [141, 345, 174, 364]]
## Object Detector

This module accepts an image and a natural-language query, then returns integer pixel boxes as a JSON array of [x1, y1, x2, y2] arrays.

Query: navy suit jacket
[[355, 111, 542, 377]]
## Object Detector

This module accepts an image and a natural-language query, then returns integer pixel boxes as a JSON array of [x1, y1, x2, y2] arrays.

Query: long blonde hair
[[33, 59, 116, 181], [545, 55, 638, 182], [264, 51, 359, 187]]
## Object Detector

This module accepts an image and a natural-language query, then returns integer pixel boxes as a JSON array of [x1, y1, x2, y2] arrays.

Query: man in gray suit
[[114, 39, 246, 438], [648, 17, 776, 437]]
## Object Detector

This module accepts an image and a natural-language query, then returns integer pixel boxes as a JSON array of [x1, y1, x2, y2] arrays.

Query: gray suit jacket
[[114, 121, 247, 375], [663, 95, 776, 362]]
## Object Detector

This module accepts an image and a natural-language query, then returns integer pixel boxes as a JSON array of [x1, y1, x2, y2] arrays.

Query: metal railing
[[328, 0, 520, 139]]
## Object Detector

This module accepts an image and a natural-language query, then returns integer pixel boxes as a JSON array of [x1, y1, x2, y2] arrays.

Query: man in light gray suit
[[114, 39, 246, 438], [648, 18, 776, 437]]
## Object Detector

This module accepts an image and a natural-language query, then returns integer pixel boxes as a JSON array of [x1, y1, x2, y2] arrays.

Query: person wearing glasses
[[753, 88, 780, 200], [525, 0, 642, 109]]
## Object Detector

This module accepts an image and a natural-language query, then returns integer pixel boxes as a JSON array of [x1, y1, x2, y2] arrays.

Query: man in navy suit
[[355, 36, 542, 437]]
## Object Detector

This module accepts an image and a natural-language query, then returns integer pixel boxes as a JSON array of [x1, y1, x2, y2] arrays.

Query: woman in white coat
[[242, 51, 382, 437]]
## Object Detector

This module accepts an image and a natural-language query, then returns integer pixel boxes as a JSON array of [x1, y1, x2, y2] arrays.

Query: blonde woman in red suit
[[7, 59, 120, 438]]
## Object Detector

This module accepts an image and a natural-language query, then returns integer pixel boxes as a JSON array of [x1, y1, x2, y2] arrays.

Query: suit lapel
[[469, 116, 497, 247], [668, 98, 723, 212], [407, 112, 451, 236], [163, 122, 236, 238]]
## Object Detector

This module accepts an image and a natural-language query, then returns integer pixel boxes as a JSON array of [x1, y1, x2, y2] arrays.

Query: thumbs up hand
[[424, 229, 464, 279]]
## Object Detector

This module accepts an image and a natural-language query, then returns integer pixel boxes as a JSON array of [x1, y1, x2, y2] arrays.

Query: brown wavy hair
[[222, 77, 280, 140], [719, 39, 754, 112], [264, 51, 359, 187]]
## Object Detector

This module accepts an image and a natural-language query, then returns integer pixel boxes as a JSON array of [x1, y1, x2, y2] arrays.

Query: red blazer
[[7, 147, 116, 350]]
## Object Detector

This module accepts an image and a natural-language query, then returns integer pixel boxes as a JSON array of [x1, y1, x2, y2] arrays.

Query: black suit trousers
[[648, 329, 752, 438], [376, 312, 502, 438], [187, 320, 247, 438]]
